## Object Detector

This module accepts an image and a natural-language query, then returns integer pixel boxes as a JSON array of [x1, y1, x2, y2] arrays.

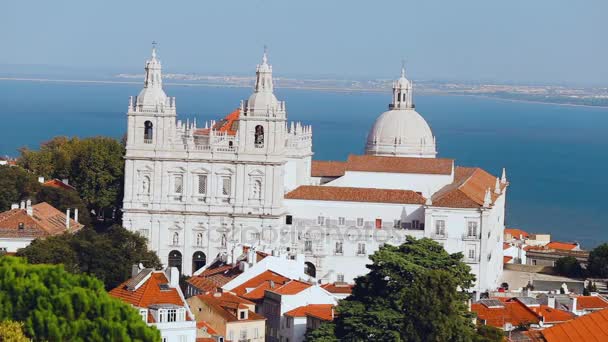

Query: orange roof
[[311, 161, 347, 177], [576, 296, 608, 310], [194, 292, 264, 323], [546, 242, 578, 251], [285, 185, 426, 205], [0, 202, 83, 238], [109, 271, 185, 309], [345, 154, 453, 175], [42, 178, 76, 191], [432, 167, 504, 208], [505, 228, 530, 239], [231, 270, 290, 299], [271, 280, 312, 295], [472, 300, 539, 328], [195, 109, 240, 136], [504, 243, 512, 250], [504, 256, 513, 264], [537, 306, 576, 324], [285, 304, 335, 321], [197, 320, 218, 335], [187, 251, 270, 292], [532, 309, 608, 341], [321, 283, 353, 295]]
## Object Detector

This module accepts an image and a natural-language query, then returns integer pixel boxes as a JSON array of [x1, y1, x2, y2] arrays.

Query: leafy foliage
[[554, 256, 584, 278], [0, 320, 30, 342], [313, 237, 478, 341], [588, 243, 608, 278], [304, 322, 338, 342], [0, 257, 160, 341], [35, 186, 92, 227], [17, 225, 161, 290], [475, 325, 504, 342], [0, 165, 39, 212]]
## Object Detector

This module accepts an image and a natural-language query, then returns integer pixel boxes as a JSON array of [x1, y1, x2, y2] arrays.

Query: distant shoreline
[[1, 76, 607, 109]]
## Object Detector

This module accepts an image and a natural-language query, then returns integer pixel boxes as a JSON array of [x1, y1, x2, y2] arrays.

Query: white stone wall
[[0, 238, 33, 253], [327, 170, 453, 195]]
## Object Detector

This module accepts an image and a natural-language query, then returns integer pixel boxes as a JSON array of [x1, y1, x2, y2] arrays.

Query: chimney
[[571, 297, 577, 313], [74, 208, 79, 223], [38, 176, 44, 183], [131, 264, 141, 278], [66, 208, 71, 229], [547, 296, 556, 309], [11, 203, 18, 210], [26, 200, 33, 216], [62, 178, 69, 185], [19, 201, 25, 210], [168, 267, 179, 287]]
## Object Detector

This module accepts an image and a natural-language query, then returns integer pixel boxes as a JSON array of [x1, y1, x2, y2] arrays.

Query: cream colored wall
[[226, 320, 266, 342], [187, 297, 228, 336]]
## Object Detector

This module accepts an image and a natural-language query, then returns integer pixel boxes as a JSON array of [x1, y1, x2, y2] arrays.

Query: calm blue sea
[[1, 80, 607, 248]]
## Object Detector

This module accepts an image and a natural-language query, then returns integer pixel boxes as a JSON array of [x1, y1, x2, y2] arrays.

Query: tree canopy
[[0, 165, 39, 212], [554, 256, 584, 278], [588, 243, 608, 278], [308, 237, 503, 342], [18, 136, 125, 218], [17, 225, 161, 290], [0, 320, 29, 342], [0, 256, 160, 341]]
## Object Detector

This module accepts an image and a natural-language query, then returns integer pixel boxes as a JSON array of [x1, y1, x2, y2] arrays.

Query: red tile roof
[[284, 304, 335, 321], [546, 242, 578, 251], [187, 251, 270, 292], [285, 185, 426, 205], [504, 243, 512, 250], [345, 154, 453, 175], [194, 292, 265, 323], [231, 270, 290, 299], [505, 228, 530, 240], [195, 109, 240, 136], [472, 300, 539, 328], [432, 167, 504, 208], [197, 320, 218, 335], [109, 272, 185, 309], [0, 202, 83, 238], [311, 161, 347, 177], [271, 280, 312, 295], [321, 283, 354, 295], [42, 179, 76, 191], [504, 256, 513, 264], [576, 296, 608, 310], [531, 309, 608, 341]]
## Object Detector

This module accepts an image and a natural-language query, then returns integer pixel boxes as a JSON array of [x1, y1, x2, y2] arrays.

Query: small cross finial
[[151, 41, 158, 58], [262, 45, 268, 64], [401, 59, 406, 78]]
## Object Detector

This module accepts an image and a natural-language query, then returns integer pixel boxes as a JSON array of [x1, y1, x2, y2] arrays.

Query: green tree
[[304, 322, 338, 342], [18, 136, 80, 180], [588, 243, 608, 278], [475, 325, 504, 342], [17, 225, 161, 290], [0, 257, 160, 341], [554, 256, 584, 278], [319, 237, 477, 341], [0, 165, 40, 212], [35, 186, 92, 227], [0, 320, 30, 342]]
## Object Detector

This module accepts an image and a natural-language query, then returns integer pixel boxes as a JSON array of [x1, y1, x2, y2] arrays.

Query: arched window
[[144, 121, 153, 143], [192, 251, 206, 274], [304, 261, 316, 278], [254, 125, 264, 147], [168, 250, 182, 274], [172, 232, 179, 246], [221, 234, 227, 248], [252, 179, 262, 200], [196, 233, 203, 246], [141, 175, 151, 195]]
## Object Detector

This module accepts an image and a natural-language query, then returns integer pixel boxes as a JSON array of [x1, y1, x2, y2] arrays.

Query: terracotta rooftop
[[311, 161, 347, 177], [432, 167, 504, 208], [504, 256, 513, 264], [0, 202, 83, 238], [42, 179, 76, 191], [472, 297, 575, 328], [284, 304, 335, 321], [194, 292, 265, 323], [345, 154, 453, 175], [270, 280, 312, 295], [528, 308, 608, 341], [505, 228, 530, 240], [109, 271, 185, 309], [321, 282, 354, 295], [576, 296, 608, 311], [285, 185, 426, 205], [231, 270, 291, 300], [187, 251, 270, 292], [195, 109, 240, 136], [546, 241, 579, 251]]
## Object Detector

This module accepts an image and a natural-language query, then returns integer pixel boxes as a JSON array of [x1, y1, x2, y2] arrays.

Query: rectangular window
[[468, 249, 476, 260], [357, 243, 366, 255], [197, 175, 207, 195], [337, 274, 344, 282], [375, 218, 382, 229], [335, 241, 343, 254], [394, 219, 401, 228], [338, 217, 345, 226], [435, 220, 445, 235], [139, 309, 147, 322], [285, 215, 293, 225], [413, 220, 420, 229], [467, 221, 478, 237], [254, 328, 259, 338], [286, 317, 291, 328], [174, 175, 183, 194], [317, 216, 325, 225], [221, 176, 231, 197], [167, 309, 177, 322], [356, 218, 364, 227], [403, 222, 412, 229], [305, 240, 313, 252]]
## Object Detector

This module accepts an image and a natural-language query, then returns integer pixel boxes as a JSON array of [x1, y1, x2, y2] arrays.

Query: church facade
[[122, 48, 507, 294]]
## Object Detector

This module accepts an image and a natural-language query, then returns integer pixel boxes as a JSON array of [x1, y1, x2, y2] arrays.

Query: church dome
[[247, 91, 278, 111], [365, 66, 437, 158]]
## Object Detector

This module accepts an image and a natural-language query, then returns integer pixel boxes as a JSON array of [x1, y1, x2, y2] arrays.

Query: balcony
[[431, 232, 447, 240], [462, 233, 481, 241], [143, 139, 153, 144], [464, 255, 481, 264]]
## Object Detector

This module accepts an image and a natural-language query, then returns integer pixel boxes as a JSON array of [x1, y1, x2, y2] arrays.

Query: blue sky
[[1, 0, 606, 85]]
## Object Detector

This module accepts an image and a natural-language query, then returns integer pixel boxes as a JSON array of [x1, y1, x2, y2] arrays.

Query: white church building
[[122, 47, 508, 294]]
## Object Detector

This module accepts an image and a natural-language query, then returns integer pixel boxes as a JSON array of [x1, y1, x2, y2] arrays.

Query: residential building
[[109, 266, 197, 342], [187, 291, 265, 342], [526, 308, 608, 341], [320, 282, 353, 300], [0, 200, 83, 253], [284, 304, 335, 342]]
